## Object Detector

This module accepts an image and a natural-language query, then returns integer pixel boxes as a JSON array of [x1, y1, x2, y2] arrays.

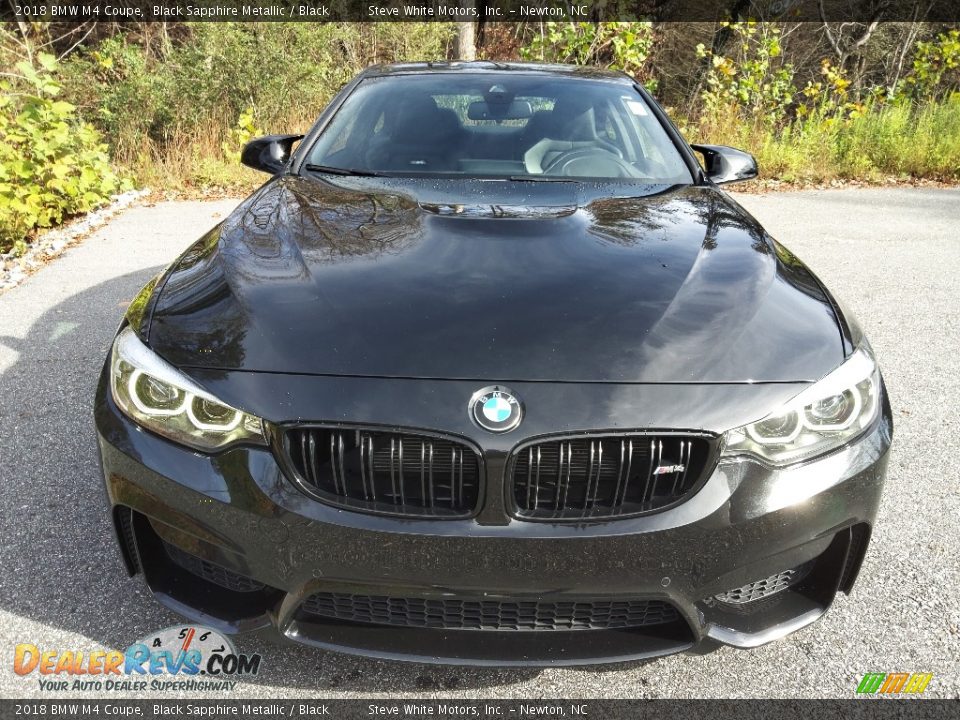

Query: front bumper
[[95, 368, 891, 666]]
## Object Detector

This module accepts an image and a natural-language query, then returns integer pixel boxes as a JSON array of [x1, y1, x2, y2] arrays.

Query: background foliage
[[1, 20, 958, 253], [0, 51, 129, 253]]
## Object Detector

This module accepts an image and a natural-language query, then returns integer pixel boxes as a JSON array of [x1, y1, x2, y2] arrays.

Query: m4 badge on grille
[[653, 464, 686, 475], [469, 386, 523, 433]]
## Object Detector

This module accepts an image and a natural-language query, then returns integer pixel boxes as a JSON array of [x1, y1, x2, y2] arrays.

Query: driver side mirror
[[691, 144, 758, 185], [241, 134, 304, 174]]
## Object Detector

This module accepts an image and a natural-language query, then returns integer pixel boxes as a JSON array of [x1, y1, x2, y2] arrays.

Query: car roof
[[359, 61, 635, 84]]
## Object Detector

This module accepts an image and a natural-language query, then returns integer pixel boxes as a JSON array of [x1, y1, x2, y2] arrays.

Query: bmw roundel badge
[[470, 386, 523, 433]]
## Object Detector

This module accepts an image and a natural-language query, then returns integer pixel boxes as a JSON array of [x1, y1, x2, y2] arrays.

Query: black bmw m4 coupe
[[95, 62, 892, 665]]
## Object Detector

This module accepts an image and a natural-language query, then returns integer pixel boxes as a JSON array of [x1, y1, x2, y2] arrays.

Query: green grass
[[691, 96, 960, 184]]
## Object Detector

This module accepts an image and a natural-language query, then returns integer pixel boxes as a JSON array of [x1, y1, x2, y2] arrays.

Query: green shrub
[[520, 22, 657, 89], [0, 52, 129, 254], [897, 29, 960, 102], [58, 22, 456, 188], [60, 23, 458, 144], [683, 23, 960, 184], [222, 107, 262, 164], [59, 35, 173, 154], [696, 23, 796, 126]]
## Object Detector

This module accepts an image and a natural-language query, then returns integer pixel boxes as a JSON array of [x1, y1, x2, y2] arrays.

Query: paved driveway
[[1, 188, 957, 699]]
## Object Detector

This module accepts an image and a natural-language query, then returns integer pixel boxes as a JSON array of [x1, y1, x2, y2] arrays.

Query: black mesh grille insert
[[163, 541, 265, 593], [283, 428, 481, 517], [510, 435, 712, 520], [714, 560, 814, 605], [301, 592, 680, 631]]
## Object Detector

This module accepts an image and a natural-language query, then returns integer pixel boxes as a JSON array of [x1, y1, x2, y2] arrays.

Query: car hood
[[145, 176, 843, 383]]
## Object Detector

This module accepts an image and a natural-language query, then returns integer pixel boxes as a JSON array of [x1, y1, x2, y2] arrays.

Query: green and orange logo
[[856, 672, 933, 695]]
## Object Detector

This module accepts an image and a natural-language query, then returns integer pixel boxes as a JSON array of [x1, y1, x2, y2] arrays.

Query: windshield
[[305, 74, 692, 183]]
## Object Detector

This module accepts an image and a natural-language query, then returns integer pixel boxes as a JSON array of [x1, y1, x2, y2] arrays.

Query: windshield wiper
[[304, 163, 383, 177], [507, 175, 578, 183]]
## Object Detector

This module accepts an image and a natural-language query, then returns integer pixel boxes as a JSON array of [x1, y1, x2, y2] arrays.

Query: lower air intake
[[714, 561, 814, 605], [301, 593, 680, 631], [163, 541, 265, 593]]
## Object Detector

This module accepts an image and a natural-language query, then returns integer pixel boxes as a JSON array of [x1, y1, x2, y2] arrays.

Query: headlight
[[723, 345, 880, 466], [110, 327, 266, 451]]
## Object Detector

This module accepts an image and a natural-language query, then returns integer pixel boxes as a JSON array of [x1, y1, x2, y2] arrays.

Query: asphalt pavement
[[0, 188, 958, 699]]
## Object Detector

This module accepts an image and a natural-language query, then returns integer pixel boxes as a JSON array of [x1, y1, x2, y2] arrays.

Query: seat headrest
[[390, 96, 459, 141], [552, 96, 598, 142]]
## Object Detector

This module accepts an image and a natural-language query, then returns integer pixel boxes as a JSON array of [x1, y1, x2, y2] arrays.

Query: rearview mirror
[[467, 100, 533, 122], [691, 144, 758, 185], [241, 134, 304, 174]]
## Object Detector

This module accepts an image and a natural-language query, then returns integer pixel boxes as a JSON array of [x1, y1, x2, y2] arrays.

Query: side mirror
[[691, 144, 758, 185], [240, 134, 304, 174]]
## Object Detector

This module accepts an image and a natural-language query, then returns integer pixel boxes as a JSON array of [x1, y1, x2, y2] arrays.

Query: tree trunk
[[457, 21, 476, 61]]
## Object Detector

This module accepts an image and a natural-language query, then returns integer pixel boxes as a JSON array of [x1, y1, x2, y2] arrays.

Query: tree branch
[[818, 0, 843, 59]]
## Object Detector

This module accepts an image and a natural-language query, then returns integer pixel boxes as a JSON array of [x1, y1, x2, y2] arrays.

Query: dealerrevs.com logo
[[13, 625, 262, 692]]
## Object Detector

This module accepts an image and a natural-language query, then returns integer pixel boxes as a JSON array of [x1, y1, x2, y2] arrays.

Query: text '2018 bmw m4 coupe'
[[95, 62, 892, 666]]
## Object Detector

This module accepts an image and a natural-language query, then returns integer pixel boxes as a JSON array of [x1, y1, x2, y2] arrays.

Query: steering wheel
[[541, 147, 640, 178], [593, 137, 625, 158]]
